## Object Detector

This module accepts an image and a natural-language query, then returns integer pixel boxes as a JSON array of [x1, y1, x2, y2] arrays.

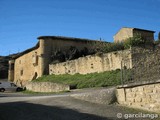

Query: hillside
[[35, 70, 121, 89], [0, 54, 18, 79]]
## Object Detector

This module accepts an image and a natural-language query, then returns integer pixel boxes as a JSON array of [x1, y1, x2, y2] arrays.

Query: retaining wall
[[26, 82, 70, 92], [71, 87, 116, 105], [49, 49, 131, 75], [116, 82, 160, 113]]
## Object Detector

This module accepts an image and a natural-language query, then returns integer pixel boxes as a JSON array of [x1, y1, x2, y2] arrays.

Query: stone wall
[[133, 29, 154, 41], [26, 82, 70, 92], [131, 47, 160, 82], [50, 47, 160, 82], [49, 49, 131, 75], [114, 28, 154, 43], [71, 87, 116, 105], [114, 28, 133, 43], [14, 48, 42, 86], [116, 82, 160, 113], [11, 36, 105, 85], [38, 37, 102, 75]]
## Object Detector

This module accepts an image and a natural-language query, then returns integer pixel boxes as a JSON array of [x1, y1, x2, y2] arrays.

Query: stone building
[[8, 27, 156, 86], [8, 36, 106, 86], [114, 27, 155, 43]]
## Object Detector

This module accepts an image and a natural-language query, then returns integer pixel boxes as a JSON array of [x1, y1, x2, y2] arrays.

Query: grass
[[34, 69, 121, 89]]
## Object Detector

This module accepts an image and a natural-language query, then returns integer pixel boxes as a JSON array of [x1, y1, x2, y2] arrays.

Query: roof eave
[[37, 36, 109, 43], [133, 28, 155, 33]]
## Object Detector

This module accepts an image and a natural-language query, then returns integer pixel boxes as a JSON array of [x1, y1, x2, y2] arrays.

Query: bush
[[103, 42, 124, 53], [92, 34, 150, 53], [123, 34, 145, 49], [95, 34, 147, 53]]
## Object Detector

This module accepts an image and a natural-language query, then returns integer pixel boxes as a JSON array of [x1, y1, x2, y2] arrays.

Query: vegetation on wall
[[93, 41, 124, 53], [123, 34, 146, 49], [34, 69, 121, 89], [50, 34, 155, 64], [51, 46, 95, 64], [103, 42, 124, 52], [96, 34, 154, 53]]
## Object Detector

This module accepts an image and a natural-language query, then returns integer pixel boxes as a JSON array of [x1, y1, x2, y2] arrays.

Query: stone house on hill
[[8, 36, 106, 86], [8, 27, 156, 86], [113, 27, 155, 43]]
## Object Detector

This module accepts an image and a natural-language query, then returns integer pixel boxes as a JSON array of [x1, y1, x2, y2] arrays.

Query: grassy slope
[[35, 70, 121, 89]]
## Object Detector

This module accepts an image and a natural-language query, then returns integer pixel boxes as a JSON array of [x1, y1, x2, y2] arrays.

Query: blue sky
[[0, 0, 160, 56]]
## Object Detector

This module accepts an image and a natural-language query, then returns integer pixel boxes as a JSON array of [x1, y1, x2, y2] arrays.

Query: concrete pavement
[[0, 92, 159, 120]]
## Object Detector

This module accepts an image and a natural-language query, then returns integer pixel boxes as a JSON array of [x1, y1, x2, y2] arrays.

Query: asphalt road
[[0, 92, 159, 120]]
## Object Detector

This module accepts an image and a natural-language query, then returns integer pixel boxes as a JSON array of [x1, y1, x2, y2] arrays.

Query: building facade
[[8, 36, 105, 86], [8, 27, 155, 86], [114, 27, 155, 43]]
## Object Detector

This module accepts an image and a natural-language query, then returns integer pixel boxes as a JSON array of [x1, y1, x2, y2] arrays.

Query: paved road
[[0, 92, 159, 120]]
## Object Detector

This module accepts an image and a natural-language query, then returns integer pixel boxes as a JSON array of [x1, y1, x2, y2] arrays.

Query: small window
[[20, 70, 23, 76], [32, 52, 38, 66]]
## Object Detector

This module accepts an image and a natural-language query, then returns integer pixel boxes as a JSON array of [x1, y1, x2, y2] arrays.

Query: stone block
[[131, 87, 138, 92], [136, 92, 146, 97], [145, 94, 152, 99], [125, 88, 132, 92], [135, 97, 142, 102], [153, 89, 158, 93], [137, 87, 144, 92], [152, 104, 160, 112], [126, 98, 135, 102], [155, 87, 160, 92], [116, 88, 126, 103], [148, 99, 156, 103], [155, 84, 160, 88], [142, 98, 149, 103], [144, 88, 153, 93], [127, 102, 132, 106], [26, 82, 70, 92], [154, 94, 160, 100], [126, 92, 136, 98]]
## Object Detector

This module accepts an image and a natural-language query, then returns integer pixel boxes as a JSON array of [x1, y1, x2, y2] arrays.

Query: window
[[32, 52, 38, 66], [20, 70, 23, 76]]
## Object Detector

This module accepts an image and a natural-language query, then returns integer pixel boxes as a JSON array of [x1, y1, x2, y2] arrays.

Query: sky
[[0, 0, 160, 56]]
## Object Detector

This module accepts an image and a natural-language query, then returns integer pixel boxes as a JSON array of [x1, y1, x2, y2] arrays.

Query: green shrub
[[94, 34, 153, 53], [124, 34, 145, 49], [104, 42, 124, 53]]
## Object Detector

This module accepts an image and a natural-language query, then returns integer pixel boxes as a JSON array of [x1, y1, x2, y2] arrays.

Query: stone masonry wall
[[14, 48, 41, 87], [71, 87, 116, 105], [114, 28, 133, 43], [131, 47, 160, 82], [49, 49, 131, 75], [26, 82, 70, 92], [116, 82, 160, 113]]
